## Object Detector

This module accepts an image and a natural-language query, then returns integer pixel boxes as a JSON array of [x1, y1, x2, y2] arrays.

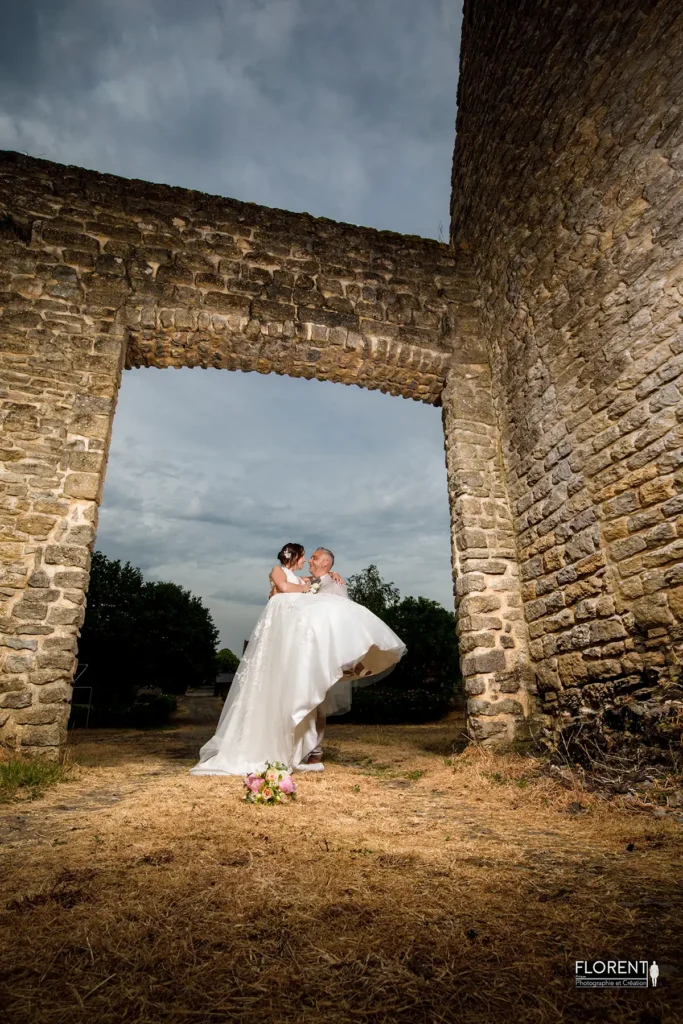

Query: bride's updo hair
[[277, 542, 304, 568]]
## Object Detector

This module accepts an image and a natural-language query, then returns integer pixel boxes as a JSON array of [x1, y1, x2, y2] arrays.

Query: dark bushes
[[71, 689, 177, 730], [75, 551, 218, 728], [348, 686, 451, 725]]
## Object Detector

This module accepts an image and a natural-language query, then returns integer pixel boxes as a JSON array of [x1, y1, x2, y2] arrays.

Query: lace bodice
[[269, 566, 305, 596], [282, 567, 304, 586]]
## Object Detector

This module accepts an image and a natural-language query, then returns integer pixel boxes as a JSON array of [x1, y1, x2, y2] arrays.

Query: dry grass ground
[[0, 693, 682, 1024]]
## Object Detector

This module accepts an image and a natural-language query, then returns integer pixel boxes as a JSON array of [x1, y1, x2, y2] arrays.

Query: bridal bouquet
[[243, 762, 298, 804]]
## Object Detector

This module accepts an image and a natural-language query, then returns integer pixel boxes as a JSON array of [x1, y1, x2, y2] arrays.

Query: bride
[[190, 543, 406, 776]]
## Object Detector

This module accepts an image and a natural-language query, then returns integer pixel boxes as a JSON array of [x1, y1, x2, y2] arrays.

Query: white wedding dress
[[190, 568, 406, 776]]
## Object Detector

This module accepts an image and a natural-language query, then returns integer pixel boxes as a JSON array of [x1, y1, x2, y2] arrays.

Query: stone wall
[[442, 363, 533, 747], [9, 0, 681, 759], [1, 152, 528, 756], [452, 0, 683, 748], [1, 153, 483, 400]]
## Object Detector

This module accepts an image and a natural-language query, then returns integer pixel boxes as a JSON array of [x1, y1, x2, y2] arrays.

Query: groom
[[298, 547, 349, 768], [309, 546, 348, 599]]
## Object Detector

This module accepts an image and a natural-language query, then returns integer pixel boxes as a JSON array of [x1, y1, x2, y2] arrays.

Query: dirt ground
[[0, 692, 682, 1024]]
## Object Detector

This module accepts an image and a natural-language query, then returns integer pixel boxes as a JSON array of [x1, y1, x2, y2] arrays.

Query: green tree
[[347, 564, 400, 618], [135, 580, 219, 694], [346, 565, 461, 723], [77, 552, 219, 711], [76, 552, 146, 707], [216, 648, 239, 674], [384, 596, 460, 696]]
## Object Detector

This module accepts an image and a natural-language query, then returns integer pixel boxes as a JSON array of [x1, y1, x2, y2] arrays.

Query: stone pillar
[[442, 363, 535, 747], [0, 241, 125, 759]]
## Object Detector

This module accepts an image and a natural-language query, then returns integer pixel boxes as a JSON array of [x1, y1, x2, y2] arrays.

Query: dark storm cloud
[[94, 370, 453, 650], [0, 2, 461, 650], [0, 0, 460, 234]]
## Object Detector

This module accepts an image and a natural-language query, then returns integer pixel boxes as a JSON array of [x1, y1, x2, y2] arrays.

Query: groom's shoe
[[306, 752, 323, 764]]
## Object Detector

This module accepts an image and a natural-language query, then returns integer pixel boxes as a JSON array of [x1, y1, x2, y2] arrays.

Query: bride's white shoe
[[294, 761, 325, 772]]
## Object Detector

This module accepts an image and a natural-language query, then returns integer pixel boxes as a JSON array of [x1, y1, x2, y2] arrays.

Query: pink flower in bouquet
[[245, 775, 263, 794], [278, 776, 296, 795], [262, 787, 273, 800], [265, 768, 279, 783]]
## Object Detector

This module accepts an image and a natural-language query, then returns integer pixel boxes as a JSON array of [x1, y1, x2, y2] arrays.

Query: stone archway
[[0, 152, 534, 758], [4, 0, 682, 762]]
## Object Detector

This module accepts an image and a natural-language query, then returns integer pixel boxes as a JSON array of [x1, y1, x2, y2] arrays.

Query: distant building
[[214, 671, 235, 699]]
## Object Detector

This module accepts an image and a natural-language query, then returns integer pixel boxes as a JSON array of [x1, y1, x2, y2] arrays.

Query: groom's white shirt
[[316, 573, 349, 598]]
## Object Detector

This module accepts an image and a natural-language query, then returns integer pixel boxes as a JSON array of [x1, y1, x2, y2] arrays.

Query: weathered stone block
[[640, 478, 675, 506], [589, 619, 627, 643], [454, 573, 486, 596], [459, 631, 496, 653], [468, 717, 509, 742], [603, 491, 640, 518], [45, 544, 90, 568], [16, 514, 57, 537], [29, 669, 65, 686], [27, 571, 50, 588], [535, 664, 562, 693], [47, 606, 83, 626], [54, 570, 89, 589], [458, 528, 489, 550], [564, 579, 603, 605], [3, 654, 33, 673], [68, 451, 105, 473], [2, 637, 38, 650], [460, 593, 502, 616], [557, 653, 588, 687], [13, 707, 59, 726], [37, 683, 71, 704], [467, 697, 523, 717], [62, 474, 101, 500], [0, 675, 28, 694], [43, 636, 78, 653], [459, 614, 503, 632], [525, 597, 548, 622], [586, 660, 622, 681], [668, 586, 683, 621], [521, 556, 544, 581], [632, 596, 673, 629], [20, 724, 62, 746], [34, 640, 75, 667], [497, 673, 520, 692], [11, 601, 48, 622], [64, 525, 96, 546], [462, 648, 506, 676], [0, 690, 32, 709]]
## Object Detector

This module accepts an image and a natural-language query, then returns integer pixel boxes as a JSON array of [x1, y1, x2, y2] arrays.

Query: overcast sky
[[0, 0, 462, 653]]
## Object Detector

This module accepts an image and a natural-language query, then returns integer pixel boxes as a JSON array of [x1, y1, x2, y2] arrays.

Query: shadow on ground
[[66, 693, 471, 769], [1, 691, 681, 1023]]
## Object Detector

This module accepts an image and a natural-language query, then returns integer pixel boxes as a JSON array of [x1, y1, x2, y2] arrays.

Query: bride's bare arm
[[330, 571, 346, 586], [269, 566, 311, 594]]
